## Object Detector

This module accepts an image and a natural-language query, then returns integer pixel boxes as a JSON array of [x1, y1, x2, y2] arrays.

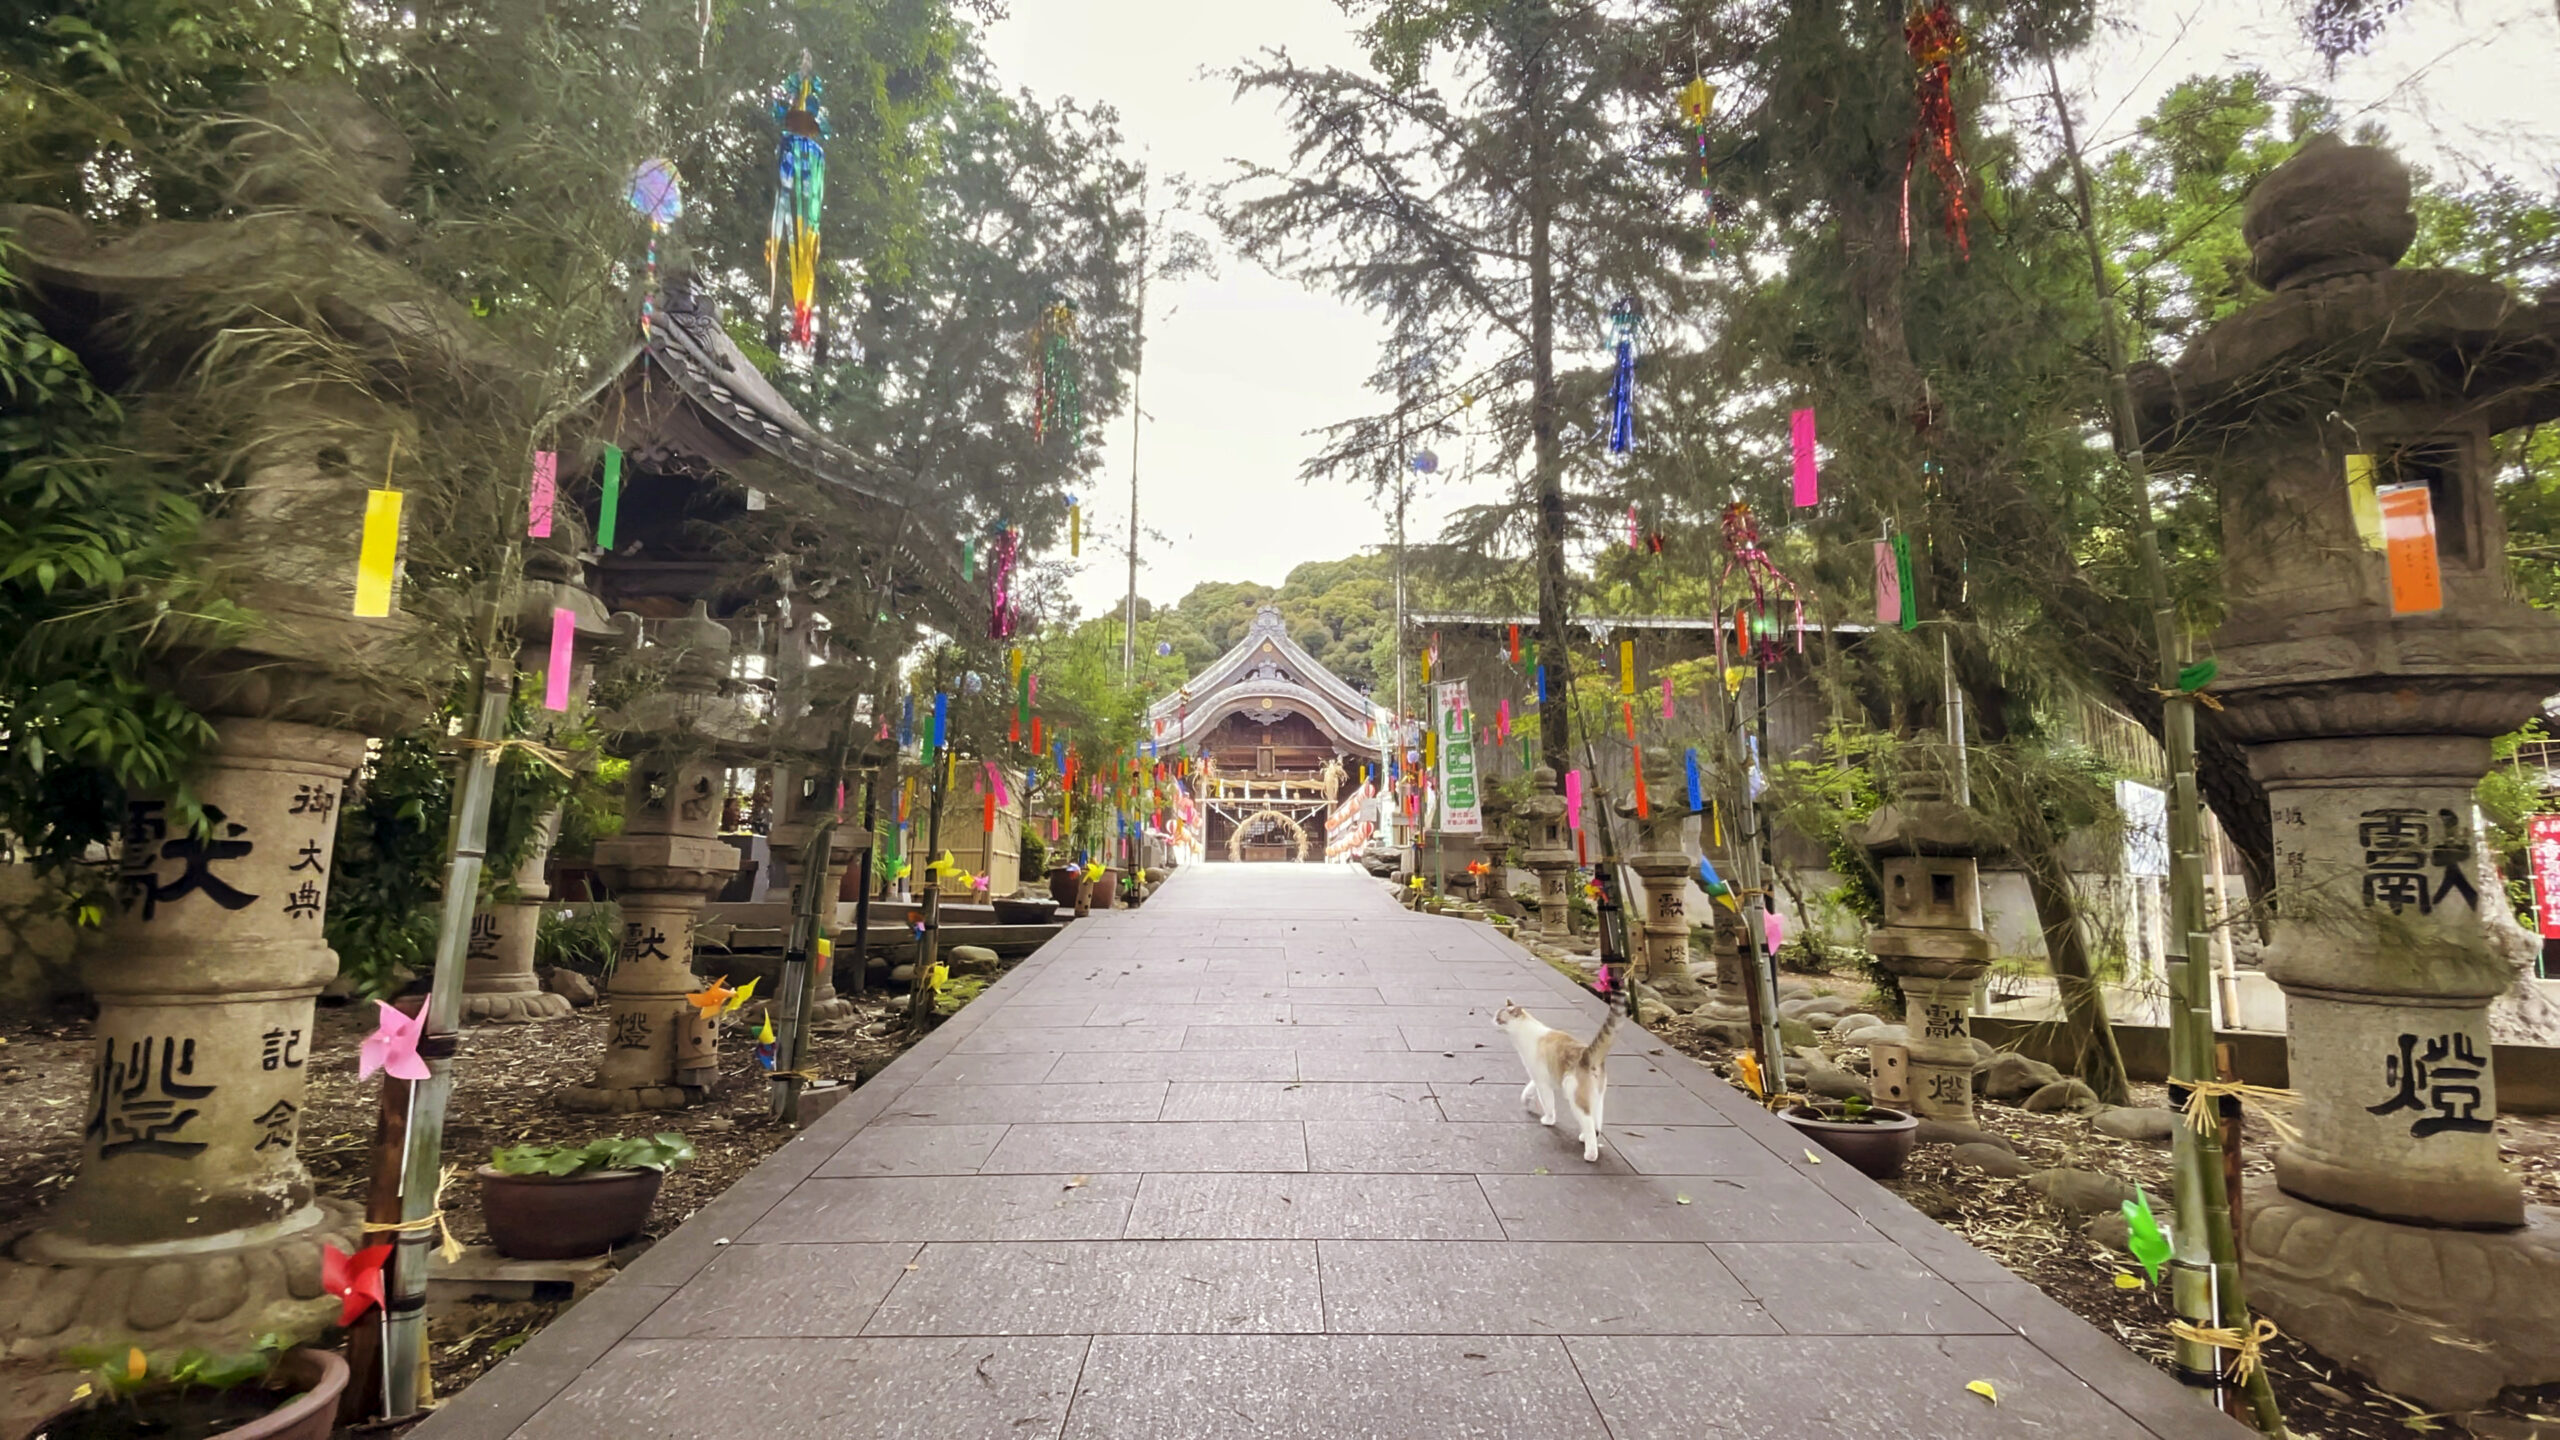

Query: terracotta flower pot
[[1781, 1103, 1919, 1178], [1047, 865, 1081, 910], [34, 1348, 347, 1440], [477, 1165, 664, 1259]]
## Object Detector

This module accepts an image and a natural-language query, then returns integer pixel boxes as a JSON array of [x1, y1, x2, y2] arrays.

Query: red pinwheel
[[323, 1242, 392, 1327]]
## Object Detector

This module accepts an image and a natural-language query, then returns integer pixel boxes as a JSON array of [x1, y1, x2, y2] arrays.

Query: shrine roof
[[1147, 606, 1385, 754]]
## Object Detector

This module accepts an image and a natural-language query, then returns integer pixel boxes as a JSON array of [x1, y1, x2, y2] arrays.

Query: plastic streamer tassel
[[1680, 77, 1718, 253], [767, 53, 829, 348], [1606, 297, 1639, 455], [1715, 503, 1804, 666], [627, 159, 683, 339], [1903, 2, 1971, 258]]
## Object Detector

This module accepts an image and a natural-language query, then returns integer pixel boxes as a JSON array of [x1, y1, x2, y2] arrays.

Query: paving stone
[[1707, 1242, 2010, 1335], [739, 1174, 1140, 1243], [1317, 1241, 1776, 1334], [1479, 1172, 1874, 1243], [1042, 1049, 1299, 1083], [952, 1024, 1185, 1053], [630, 1244, 918, 1338], [1062, 1335, 1608, 1440], [1295, 1049, 1675, 1085], [509, 1337, 1086, 1438], [1428, 1083, 1729, 1126], [971, 1002, 1097, 1027], [1305, 1120, 1639, 1174], [1566, 1335, 2174, 1439], [813, 1124, 1010, 1178], [1123, 1172, 1502, 1241], [864, 1240, 1320, 1335], [904, 1050, 1062, 1086], [874, 1081, 1168, 1126], [1179, 1024, 1410, 1050], [979, 1121, 1308, 1174], [1597, 1126, 1795, 1177], [1085, 1001, 1292, 1027], [1157, 1080, 1436, 1122]]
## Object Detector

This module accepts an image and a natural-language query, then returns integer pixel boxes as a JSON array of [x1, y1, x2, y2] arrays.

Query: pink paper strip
[[1565, 769, 1585, 831], [544, 606, 574, 711], [1497, 698, 1510, 740], [1660, 675, 1674, 721], [528, 451, 557, 538], [1791, 409, 1818, 507], [1764, 910, 1787, 952], [1874, 541, 1901, 623]]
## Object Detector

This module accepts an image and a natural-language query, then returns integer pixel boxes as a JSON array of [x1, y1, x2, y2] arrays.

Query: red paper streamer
[[1904, 2, 1970, 259]]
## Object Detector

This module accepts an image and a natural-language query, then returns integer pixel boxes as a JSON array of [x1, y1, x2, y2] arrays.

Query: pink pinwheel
[[323, 1242, 392, 1327], [360, 1000, 429, 1081]]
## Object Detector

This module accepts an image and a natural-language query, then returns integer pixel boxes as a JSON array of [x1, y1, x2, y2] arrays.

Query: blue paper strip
[[1685, 748, 1703, 811]]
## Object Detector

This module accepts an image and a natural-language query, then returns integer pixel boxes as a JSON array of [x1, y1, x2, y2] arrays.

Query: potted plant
[[478, 1132, 694, 1259], [1780, 1094, 1919, 1178], [38, 1337, 349, 1440]]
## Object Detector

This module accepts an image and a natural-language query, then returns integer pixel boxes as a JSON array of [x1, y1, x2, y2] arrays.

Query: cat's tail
[[1577, 1011, 1622, 1073]]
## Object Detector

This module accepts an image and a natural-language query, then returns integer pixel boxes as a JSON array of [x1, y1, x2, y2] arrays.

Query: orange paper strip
[[2377, 483, 2442, 616]]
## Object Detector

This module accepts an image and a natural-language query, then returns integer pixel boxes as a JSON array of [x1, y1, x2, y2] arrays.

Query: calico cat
[[1493, 1000, 1620, 1162]]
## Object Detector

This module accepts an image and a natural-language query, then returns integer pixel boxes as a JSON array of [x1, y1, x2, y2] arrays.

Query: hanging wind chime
[[626, 158, 684, 341], [1032, 301, 1082, 448], [768, 51, 829, 348], [1903, 1, 1970, 259], [1606, 296, 1639, 455]]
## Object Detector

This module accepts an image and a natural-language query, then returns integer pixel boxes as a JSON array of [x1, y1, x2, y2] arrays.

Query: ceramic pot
[[477, 1165, 663, 1259], [1781, 1103, 1919, 1178], [32, 1348, 346, 1440]]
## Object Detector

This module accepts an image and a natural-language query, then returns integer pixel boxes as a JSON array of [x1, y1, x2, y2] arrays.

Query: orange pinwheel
[[685, 976, 736, 1017]]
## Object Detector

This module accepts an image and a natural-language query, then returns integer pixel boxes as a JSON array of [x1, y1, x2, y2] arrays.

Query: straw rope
[[2167, 1316, 2279, 1384], [362, 1164, 466, 1263]]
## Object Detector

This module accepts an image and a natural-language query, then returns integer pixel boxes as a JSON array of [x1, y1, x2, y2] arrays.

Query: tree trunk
[[1522, 1, 1572, 767], [2021, 848, 2131, 1104]]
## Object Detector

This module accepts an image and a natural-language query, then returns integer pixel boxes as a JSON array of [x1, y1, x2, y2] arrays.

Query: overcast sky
[[977, 0, 2560, 624]]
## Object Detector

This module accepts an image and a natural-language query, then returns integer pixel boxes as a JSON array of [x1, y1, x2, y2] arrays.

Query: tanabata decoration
[[931, 692, 949, 755], [1618, 639, 1636, 695], [528, 450, 557, 538], [1411, 450, 1438, 473], [1564, 769, 1584, 831], [1874, 539, 1902, 624], [989, 525, 1021, 639], [353, 485, 403, 618], [1763, 909, 1787, 953], [754, 1015, 777, 1072], [1606, 296, 1639, 455], [2345, 454, 2385, 550], [322, 1242, 392, 1327], [1496, 698, 1511, 742], [1791, 408, 1819, 508], [1685, 747, 1704, 811], [767, 53, 829, 348], [1893, 532, 1918, 630], [360, 1000, 429, 1082], [2378, 482, 2443, 615], [1032, 302, 1083, 447], [1508, 624, 1522, 664], [544, 606, 576, 712], [1715, 503, 1804, 666], [627, 158, 684, 340], [597, 443, 623, 551], [962, 539, 976, 581], [1696, 852, 1733, 900], [1679, 77, 1716, 209], [1066, 493, 1081, 556], [1660, 674, 1674, 721], [1156, 640, 1174, 657], [1903, 1, 1970, 258]]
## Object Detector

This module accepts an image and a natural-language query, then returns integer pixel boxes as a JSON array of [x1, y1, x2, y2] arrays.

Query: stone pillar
[[460, 811, 571, 1023], [1, 718, 368, 1351], [769, 773, 869, 1026], [560, 757, 738, 1113], [1515, 767, 1574, 941], [2123, 135, 2560, 1406], [1848, 758, 1994, 1123]]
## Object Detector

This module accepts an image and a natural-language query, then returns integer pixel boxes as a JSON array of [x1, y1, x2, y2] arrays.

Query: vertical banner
[[1791, 407, 1819, 507], [1435, 680, 1482, 834], [2528, 815, 2560, 940], [2378, 482, 2443, 615]]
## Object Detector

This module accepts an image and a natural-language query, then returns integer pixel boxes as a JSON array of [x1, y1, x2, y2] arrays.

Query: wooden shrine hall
[[1146, 605, 1386, 862]]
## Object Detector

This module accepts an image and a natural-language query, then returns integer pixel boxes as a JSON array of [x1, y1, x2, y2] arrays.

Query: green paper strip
[[597, 444, 623, 551], [1891, 532, 1917, 632]]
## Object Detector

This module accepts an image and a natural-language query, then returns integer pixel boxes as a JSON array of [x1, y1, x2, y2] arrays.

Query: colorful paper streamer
[[598, 444, 623, 551], [1791, 408, 1819, 507], [544, 606, 575, 712], [354, 488, 403, 618], [1685, 747, 1703, 811]]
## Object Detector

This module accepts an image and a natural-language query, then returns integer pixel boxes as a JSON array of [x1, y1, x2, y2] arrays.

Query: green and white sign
[[1435, 680, 1481, 834]]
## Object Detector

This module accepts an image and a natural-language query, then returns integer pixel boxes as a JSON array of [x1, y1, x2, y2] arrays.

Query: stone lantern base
[[2244, 1182, 2560, 1408], [0, 1197, 369, 1360]]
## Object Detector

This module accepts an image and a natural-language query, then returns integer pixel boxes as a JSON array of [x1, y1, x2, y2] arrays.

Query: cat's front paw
[[1582, 1143, 1601, 1162]]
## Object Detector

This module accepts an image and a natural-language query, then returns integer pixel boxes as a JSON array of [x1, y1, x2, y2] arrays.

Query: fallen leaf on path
[[1803, 1149, 1822, 1164], [1675, 1194, 1692, 1205], [1965, 1381, 1997, 1404]]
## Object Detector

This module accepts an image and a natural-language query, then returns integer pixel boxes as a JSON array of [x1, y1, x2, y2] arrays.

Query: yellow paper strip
[[2346, 454, 2384, 552], [354, 488, 403, 617], [1619, 639, 1636, 694]]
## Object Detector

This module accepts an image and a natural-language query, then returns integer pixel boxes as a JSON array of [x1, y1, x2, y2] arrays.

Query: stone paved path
[[417, 865, 2247, 1439]]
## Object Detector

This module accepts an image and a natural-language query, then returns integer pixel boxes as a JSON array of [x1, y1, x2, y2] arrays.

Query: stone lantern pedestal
[[461, 814, 571, 1024], [1690, 840, 1753, 1023], [1515, 767, 1575, 941], [0, 719, 370, 1353], [2128, 135, 2560, 1406], [768, 779, 870, 1027], [1847, 757, 1995, 1124], [1616, 756, 1708, 1003], [1475, 794, 1518, 917]]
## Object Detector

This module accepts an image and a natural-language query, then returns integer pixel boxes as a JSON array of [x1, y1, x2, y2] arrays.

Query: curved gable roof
[[1149, 606, 1383, 752]]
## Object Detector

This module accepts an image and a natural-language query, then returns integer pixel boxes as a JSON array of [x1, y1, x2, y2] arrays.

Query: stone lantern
[[562, 603, 761, 1113], [1691, 834, 1754, 1023], [2129, 135, 2560, 1406], [1616, 753, 1709, 1002], [1474, 791, 1518, 916], [1514, 767, 1576, 940], [1846, 752, 1995, 1123], [460, 514, 617, 1024]]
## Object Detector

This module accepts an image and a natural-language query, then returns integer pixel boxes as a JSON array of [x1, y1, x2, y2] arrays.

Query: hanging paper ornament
[[1618, 639, 1636, 695], [1661, 675, 1674, 721], [1874, 539, 1902, 624], [2378, 483, 2444, 615], [528, 450, 557, 538], [1496, 698, 1511, 742], [353, 486, 403, 618], [1626, 504, 1641, 551], [1032, 302, 1083, 447], [1892, 531, 1919, 631], [2123, 1186, 2173, 1286], [1410, 450, 1438, 474], [1067, 494, 1081, 556], [931, 692, 949, 755], [1715, 503, 1804, 666], [1790, 408, 1819, 508], [2345, 454, 2386, 551], [989, 526, 1021, 640], [1679, 77, 1716, 197], [626, 158, 684, 340], [597, 444, 623, 551], [1606, 296, 1639, 454], [1903, 2, 1971, 258], [767, 53, 829, 348], [962, 539, 977, 581], [1684, 747, 1704, 811], [544, 606, 575, 713]]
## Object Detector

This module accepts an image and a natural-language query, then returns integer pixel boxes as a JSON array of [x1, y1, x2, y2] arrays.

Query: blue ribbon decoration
[[1697, 854, 1731, 897], [1684, 747, 1703, 811], [1606, 297, 1638, 455], [931, 692, 949, 755]]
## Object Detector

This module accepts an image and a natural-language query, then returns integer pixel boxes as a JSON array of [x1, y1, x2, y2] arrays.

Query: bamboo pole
[[2044, 52, 2285, 1436]]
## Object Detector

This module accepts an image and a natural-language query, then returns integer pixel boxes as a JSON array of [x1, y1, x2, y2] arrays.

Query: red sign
[[2528, 815, 2560, 940]]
